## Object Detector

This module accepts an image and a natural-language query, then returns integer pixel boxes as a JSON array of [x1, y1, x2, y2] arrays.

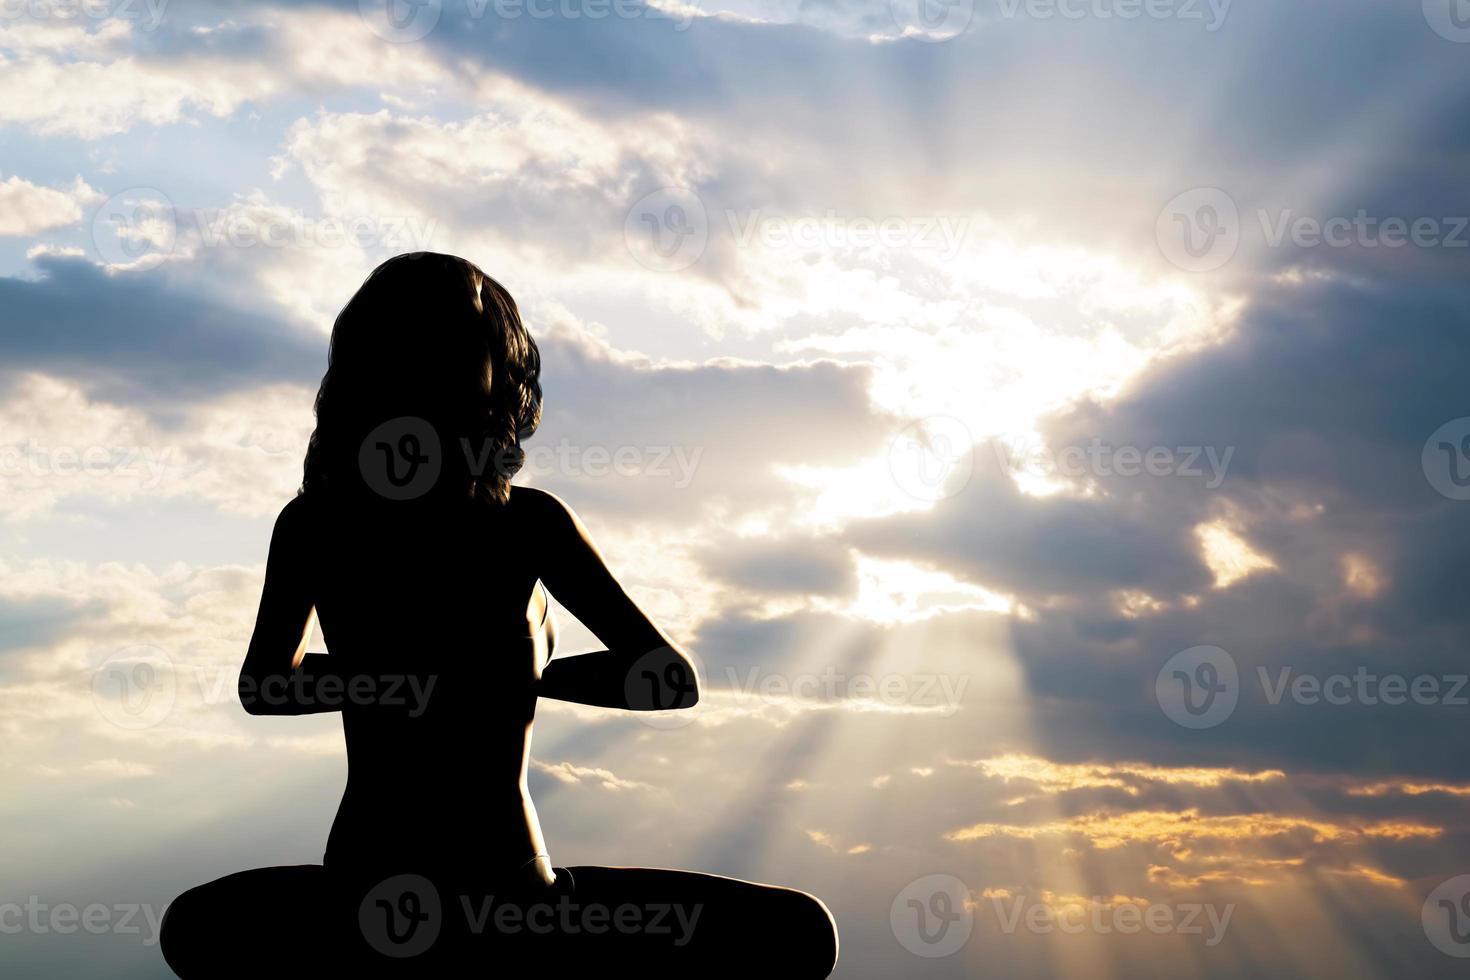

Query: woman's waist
[[334, 774, 539, 815], [323, 843, 559, 898], [325, 793, 548, 875]]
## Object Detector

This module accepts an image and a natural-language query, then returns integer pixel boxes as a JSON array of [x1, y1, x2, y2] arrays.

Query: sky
[[2, 0, 1470, 976]]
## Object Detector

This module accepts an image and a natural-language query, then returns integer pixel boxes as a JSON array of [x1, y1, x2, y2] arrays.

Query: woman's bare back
[[290, 490, 556, 881]]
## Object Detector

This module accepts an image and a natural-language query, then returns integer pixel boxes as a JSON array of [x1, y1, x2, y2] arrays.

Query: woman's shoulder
[[508, 484, 565, 518], [507, 485, 580, 534], [271, 493, 315, 539], [276, 487, 578, 538]]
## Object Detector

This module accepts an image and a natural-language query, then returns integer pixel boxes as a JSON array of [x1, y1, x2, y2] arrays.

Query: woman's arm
[[528, 488, 701, 711], [237, 498, 350, 716]]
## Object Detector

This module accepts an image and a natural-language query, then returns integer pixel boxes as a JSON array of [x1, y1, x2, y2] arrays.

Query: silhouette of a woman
[[159, 252, 838, 978]]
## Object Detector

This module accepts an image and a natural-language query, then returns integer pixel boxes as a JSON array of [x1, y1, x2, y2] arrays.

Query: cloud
[[525, 314, 898, 523], [0, 592, 100, 663], [848, 446, 1214, 599], [946, 808, 1441, 851], [692, 533, 856, 597], [0, 8, 451, 138], [949, 754, 1286, 797], [532, 759, 653, 791], [0, 372, 310, 520], [0, 255, 323, 405], [0, 174, 102, 236], [863, 270, 1470, 786]]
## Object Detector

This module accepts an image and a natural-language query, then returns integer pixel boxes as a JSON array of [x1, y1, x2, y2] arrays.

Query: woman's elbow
[[238, 673, 263, 715], [684, 663, 702, 707], [237, 671, 280, 715], [675, 651, 701, 709], [631, 645, 700, 711]]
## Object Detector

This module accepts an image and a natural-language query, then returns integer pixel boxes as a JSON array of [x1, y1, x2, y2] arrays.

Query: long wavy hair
[[301, 252, 542, 505]]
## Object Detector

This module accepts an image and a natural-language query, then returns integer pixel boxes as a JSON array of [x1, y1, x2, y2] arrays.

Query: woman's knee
[[766, 887, 838, 978], [158, 884, 213, 978], [160, 867, 325, 978]]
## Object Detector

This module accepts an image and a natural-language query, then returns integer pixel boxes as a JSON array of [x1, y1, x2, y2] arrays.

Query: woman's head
[[302, 252, 542, 504]]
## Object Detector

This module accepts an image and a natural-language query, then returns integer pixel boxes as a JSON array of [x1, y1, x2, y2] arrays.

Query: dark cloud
[[0, 256, 323, 407], [849, 447, 1214, 598], [346, 0, 1470, 279], [842, 270, 1470, 784], [693, 533, 857, 597], [0, 594, 100, 671], [526, 322, 900, 521], [1050, 276, 1470, 516]]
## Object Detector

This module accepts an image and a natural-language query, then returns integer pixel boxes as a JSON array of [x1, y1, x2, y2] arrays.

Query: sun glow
[[1196, 520, 1277, 588], [824, 555, 1013, 625]]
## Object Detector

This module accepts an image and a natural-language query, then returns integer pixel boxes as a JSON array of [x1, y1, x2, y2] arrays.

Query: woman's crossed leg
[[160, 864, 838, 978]]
